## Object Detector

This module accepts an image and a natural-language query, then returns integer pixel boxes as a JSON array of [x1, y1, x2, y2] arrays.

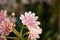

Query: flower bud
[[11, 12, 15, 17]]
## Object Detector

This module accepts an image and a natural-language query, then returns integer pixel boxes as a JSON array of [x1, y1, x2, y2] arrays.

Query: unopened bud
[[14, 24, 16, 27], [11, 12, 15, 17]]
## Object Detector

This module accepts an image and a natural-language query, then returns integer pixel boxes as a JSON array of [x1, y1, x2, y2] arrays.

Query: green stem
[[12, 28, 20, 37], [23, 32, 29, 36], [12, 26, 25, 40], [19, 25, 24, 40], [6, 37, 17, 39]]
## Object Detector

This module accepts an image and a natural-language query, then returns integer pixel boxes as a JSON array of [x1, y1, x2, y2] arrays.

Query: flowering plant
[[0, 10, 42, 40]]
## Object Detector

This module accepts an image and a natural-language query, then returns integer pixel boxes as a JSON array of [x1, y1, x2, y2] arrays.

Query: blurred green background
[[0, 0, 60, 40]]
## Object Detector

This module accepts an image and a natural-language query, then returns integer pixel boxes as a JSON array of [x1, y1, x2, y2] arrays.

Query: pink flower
[[0, 0, 7, 4], [20, 11, 42, 40], [0, 10, 13, 36], [28, 31, 39, 40], [20, 11, 40, 30], [0, 10, 7, 22], [28, 28, 42, 40], [0, 21, 12, 36], [30, 26, 42, 34]]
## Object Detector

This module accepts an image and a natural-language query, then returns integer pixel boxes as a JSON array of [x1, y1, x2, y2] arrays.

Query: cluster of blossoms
[[20, 11, 42, 40], [0, 10, 42, 40], [0, 10, 14, 40]]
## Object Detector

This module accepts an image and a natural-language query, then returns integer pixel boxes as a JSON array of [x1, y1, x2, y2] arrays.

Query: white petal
[[25, 12, 28, 16], [36, 21, 41, 25], [25, 12, 31, 19], [36, 26, 42, 34], [20, 14, 25, 20], [35, 16, 38, 20], [29, 11, 31, 14], [4, 10, 7, 14], [31, 13, 35, 17], [30, 27, 42, 34]]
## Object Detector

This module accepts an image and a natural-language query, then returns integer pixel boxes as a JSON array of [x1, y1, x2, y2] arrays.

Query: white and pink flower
[[20, 11, 41, 30], [20, 11, 42, 40], [28, 31, 40, 40], [28, 28, 42, 40]]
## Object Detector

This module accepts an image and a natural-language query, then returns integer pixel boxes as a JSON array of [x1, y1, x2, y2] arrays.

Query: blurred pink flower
[[0, 10, 7, 22], [10, 17, 16, 23], [20, 11, 40, 30], [0, 10, 13, 36], [0, 0, 7, 4], [0, 36, 6, 40], [0, 21, 12, 36]]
